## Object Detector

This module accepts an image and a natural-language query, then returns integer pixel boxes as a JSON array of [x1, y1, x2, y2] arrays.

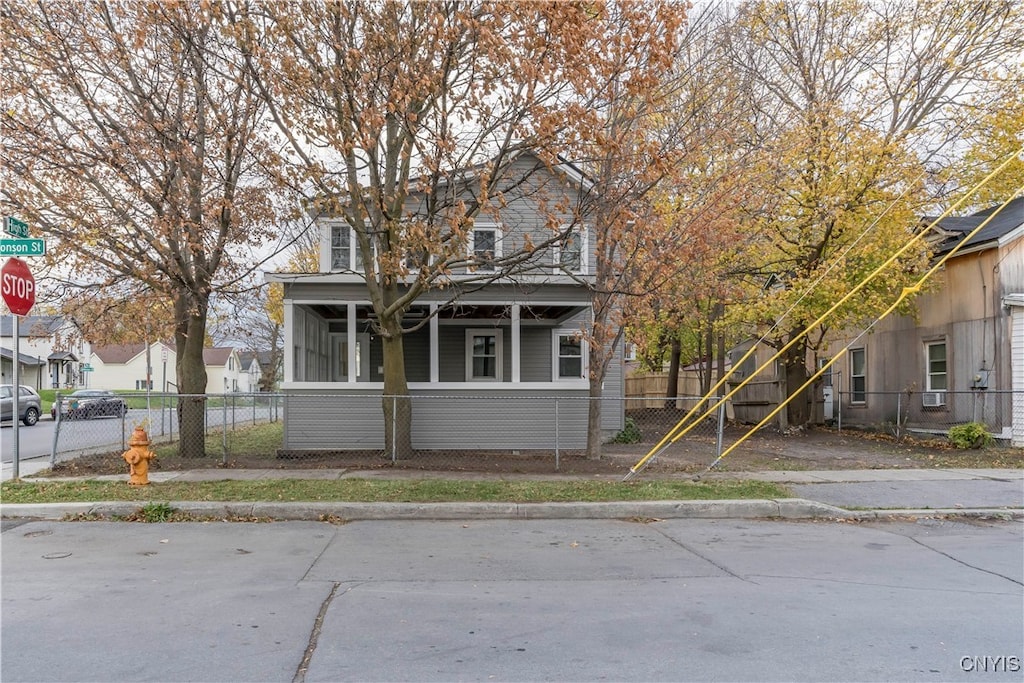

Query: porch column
[[511, 304, 521, 383], [347, 303, 357, 382], [283, 301, 294, 383], [430, 303, 439, 382]]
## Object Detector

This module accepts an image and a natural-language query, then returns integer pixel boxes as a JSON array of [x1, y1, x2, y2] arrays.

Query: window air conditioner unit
[[922, 391, 946, 408]]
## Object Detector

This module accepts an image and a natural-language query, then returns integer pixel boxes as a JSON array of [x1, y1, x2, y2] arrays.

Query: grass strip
[[1, 478, 788, 505]]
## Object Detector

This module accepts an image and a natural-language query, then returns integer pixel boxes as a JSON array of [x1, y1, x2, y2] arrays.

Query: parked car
[[0, 384, 42, 426], [53, 389, 128, 420]]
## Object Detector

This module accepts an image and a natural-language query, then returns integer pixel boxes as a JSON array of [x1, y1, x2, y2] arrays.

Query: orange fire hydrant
[[123, 426, 156, 486]]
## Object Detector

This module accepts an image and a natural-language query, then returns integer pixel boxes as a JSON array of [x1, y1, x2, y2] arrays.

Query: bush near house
[[947, 422, 994, 449]]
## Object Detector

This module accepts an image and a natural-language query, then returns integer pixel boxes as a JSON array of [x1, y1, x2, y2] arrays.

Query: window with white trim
[[471, 226, 500, 271], [330, 224, 365, 271], [555, 333, 585, 379], [926, 341, 947, 392], [555, 229, 586, 274], [850, 348, 866, 403], [466, 329, 502, 380]]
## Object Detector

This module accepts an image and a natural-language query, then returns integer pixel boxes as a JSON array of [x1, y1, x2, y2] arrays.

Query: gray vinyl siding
[[283, 392, 386, 450], [520, 327, 552, 381], [601, 336, 625, 433], [403, 326, 430, 382], [282, 389, 593, 450], [438, 327, 465, 382]]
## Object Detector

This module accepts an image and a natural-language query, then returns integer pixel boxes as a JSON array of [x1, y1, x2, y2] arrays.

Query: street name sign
[[0, 239, 46, 257], [4, 216, 29, 238], [1, 257, 36, 316]]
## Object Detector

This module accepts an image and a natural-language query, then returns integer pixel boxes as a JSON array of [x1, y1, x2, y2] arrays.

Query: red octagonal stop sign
[[2, 257, 36, 316]]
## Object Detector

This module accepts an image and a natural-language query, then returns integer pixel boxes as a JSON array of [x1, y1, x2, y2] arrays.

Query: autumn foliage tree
[[718, 0, 1023, 427], [230, 0, 688, 456], [1, 1, 288, 456]]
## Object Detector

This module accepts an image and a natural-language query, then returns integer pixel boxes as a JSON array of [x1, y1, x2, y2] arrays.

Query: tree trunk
[[664, 337, 681, 408], [586, 371, 604, 460], [380, 316, 413, 459], [174, 295, 209, 458], [783, 342, 811, 428]]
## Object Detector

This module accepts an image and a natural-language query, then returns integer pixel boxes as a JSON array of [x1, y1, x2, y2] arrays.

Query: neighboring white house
[[238, 351, 264, 393], [204, 346, 243, 394], [89, 342, 177, 391], [0, 315, 88, 390]]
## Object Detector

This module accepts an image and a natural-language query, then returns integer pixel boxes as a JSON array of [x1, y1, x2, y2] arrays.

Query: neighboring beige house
[[1, 315, 88, 390], [88, 342, 177, 391], [824, 197, 1023, 441], [720, 197, 1023, 440], [88, 342, 244, 394]]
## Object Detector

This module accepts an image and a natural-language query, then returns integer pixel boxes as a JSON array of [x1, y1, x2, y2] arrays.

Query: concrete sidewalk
[[3, 452, 1022, 522]]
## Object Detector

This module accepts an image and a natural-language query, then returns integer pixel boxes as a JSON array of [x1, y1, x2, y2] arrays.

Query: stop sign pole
[[2, 257, 37, 480]]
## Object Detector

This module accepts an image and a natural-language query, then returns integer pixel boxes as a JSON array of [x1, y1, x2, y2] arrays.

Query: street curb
[[7, 499, 1018, 522], [0, 499, 850, 521]]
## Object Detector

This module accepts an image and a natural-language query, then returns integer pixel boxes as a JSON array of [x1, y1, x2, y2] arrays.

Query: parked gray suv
[[0, 384, 42, 426]]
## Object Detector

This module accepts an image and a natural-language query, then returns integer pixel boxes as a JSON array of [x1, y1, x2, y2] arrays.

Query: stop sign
[[1, 257, 35, 316]]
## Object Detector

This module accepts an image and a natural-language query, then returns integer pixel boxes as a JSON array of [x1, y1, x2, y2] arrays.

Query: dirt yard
[[46, 421, 1024, 478]]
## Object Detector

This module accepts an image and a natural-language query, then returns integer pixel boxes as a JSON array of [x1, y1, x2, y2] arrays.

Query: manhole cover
[[23, 530, 54, 538]]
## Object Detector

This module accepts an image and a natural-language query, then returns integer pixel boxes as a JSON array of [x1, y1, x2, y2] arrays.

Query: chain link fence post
[[554, 398, 560, 472], [391, 395, 397, 464], [716, 396, 726, 459]]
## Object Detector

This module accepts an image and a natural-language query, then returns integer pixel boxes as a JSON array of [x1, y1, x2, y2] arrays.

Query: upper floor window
[[850, 348, 866, 403], [555, 229, 586, 274], [926, 341, 947, 392], [471, 226, 500, 272], [330, 224, 365, 272]]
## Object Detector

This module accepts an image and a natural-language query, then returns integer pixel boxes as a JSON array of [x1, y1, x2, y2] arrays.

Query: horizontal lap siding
[[520, 327, 552, 381], [411, 396, 587, 449], [283, 394, 385, 449], [283, 391, 591, 450]]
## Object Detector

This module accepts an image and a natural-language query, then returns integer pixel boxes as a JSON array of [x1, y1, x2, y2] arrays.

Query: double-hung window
[[850, 348, 866, 403], [926, 341, 947, 392], [330, 224, 365, 272], [556, 333, 585, 379], [555, 229, 586, 274], [466, 329, 502, 381], [471, 226, 500, 272]]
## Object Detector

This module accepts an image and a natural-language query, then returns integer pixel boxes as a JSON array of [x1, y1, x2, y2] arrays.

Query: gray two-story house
[[268, 152, 624, 453]]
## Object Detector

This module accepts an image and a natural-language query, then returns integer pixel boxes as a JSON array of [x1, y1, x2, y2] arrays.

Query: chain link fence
[[50, 392, 282, 466], [44, 389, 1021, 473], [834, 390, 1016, 442]]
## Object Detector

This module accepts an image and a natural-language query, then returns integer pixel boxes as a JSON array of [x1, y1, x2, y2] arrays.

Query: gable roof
[[928, 196, 1024, 256], [0, 315, 67, 338], [92, 343, 148, 364], [203, 347, 236, 366]]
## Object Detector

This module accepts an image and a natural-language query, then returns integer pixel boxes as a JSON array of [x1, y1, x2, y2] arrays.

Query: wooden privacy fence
[[625, 370, 708, 409]]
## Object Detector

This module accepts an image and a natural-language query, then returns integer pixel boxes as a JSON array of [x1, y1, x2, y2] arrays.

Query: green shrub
[[610, 417, 642, 444], [947, 422, 994, 449]]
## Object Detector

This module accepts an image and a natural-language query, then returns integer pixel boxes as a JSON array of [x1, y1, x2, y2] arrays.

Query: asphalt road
[[1, 404, 275, 464], [2, 517, 1021, 682]]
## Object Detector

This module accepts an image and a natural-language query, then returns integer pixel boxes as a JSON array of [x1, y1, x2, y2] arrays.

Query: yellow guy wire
[[700, 186, 1024, 473], [623, 177, 914, 471], [624, 148, 1023, 480]]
